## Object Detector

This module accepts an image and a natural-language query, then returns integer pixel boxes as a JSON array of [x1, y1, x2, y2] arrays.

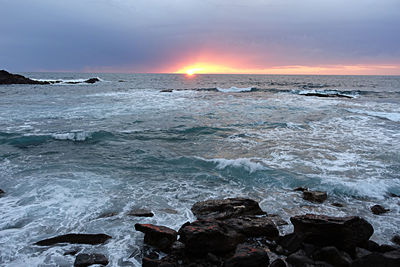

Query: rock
[[135, 224, 177, 252], [178, 219, 245, 255], [97, 212, 118, 219], [331, 202, 344, 207], [277, 233, 304, 255], [392, 235, 400, 246], [160, 89, 173, 93], [64, 248, 81, 256], [224, 216, 279, 239], [84, 78, 100, 84], [303, 190, 327, 203], [74, 253, 109, 267], [300, 93, 352, 99], [225, 244, 270, 267], [294, 187, 308, 192], [313, 246, 352, 267], [35, 233, 111, 246], [371, 204, 389, 215], [285, 250, 317, 267], [142, 256, 177, 267], [0, 70, 49, 85], [389, 193, 400, 198], [352, 250, 400, 267], [128, 208, 154, 217], [266, 214, 289, 226], [290, 214, 373, 253], [359, 240, 380, 252], [379, 244, 397, 253], [0, 189, 4, 196], [355, 247, 372, 258], [191, 198, 265, 220], [269, 258, 287, 267]]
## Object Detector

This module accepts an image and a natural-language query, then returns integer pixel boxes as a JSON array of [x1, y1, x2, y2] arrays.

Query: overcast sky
[[1, 0, 399, 73]]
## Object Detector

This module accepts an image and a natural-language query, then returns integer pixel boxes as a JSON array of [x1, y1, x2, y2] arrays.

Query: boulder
[[74, 253, 109, 267], [224, 244, 270, 267], [224, 216, 279, 239], [191, 198, 265, 220], [0, 70, 49, 85], [303, 190, 327, 203], [135, 224, 177, 252], [370, 205, 389, 215], [277, 233, 304, 255], [269, 258, 287, 267], [290, 214, 373, 253], [352, 250, 400, 267], [127, 208, 154, 217], [178, 219, 245, 255], [142, 256, 177, 267], [35, 233, 111, 246], [312, 246, 352, 267], [392, 235, 400, 246]]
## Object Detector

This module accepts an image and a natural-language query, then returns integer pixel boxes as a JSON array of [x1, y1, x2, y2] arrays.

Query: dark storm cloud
[[1, 0, 399, 72]]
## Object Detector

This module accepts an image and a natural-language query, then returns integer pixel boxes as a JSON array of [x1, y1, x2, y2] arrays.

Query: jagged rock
[[303, 190, 327, 203], [290, 214, 373, 253], [392, 235, 400, 246], [352, 250, 400, 267], [225, 243, 270, 267], [0, 70, 49, 85], [128, 208, 154, 217], [35, 233, 111, 246], [74, 253, 109, 267], [135, 224, 177, 252], [178, 219, 245, 255], [312, 246, 352, 267], [224, 216, 279, 239], [269, 258, 287, 267], [191, 198, 265, 220], [371, 204, 389, 215]]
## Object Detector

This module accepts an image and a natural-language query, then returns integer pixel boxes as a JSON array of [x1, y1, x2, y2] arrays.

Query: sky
[[1, 0, 400, 74]]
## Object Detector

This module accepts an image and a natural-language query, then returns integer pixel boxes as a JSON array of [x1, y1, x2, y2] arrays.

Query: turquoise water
[[0, 74, 399, 266]]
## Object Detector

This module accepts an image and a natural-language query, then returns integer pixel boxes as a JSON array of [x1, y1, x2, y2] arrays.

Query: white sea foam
[[32, 77, 104, 84], [216, 87, 253, 93], [196, 157, 267, 173], [51, 131, 92, 141], [348, 109, 400, 122]]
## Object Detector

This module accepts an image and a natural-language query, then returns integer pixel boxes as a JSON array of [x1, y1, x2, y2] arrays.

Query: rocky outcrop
[[135, 224, 177, 252], [74, 253, 109, 267], [371, 204, 389, 215], [224, 216, 279, 239], [290, 214, 373, 252], [35, 233, 111, 246], [224, 243, 270, 267], [0, 70, 49, 85], [191, 197, 265, 220]]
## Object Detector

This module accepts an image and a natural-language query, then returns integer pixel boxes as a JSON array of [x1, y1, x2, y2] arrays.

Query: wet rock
[[379, 244, 397, 253], [0, 70, 49, 85], [285, 250, 317, 267], [313, 246, 351, 267], [84, 78, 100, 84], [64, 248, 81, 256], [269, 258, 287, 267], [161, 208, 178, 214], [160, 89, 173, 93], [74, 253, 109, 267], [294, 187, 308, 192], [178, 219, 245, 255], [35, 233, 111, 246], [331, 202, 344, 207], [266, 214, 288, 226], [191, 198, 265, 220], [370, 204, 389, 215], [300, 92, 352, 99], [392, 235, 400, 246], [135, 224, 177, 252], [389, 193, 400, 198], [359, 240, 380, 252], [0, 189, 4, 196], [224, 216, 279, 239], [355, 247, 372, 258], [142, 256, 177, 267], [302, 190, 327, 203], [97, 212, 118, 219], [277, 233, 304, 255], [225, 244, 270, 267], [352, 250, 400, 267], [128, 208, 154, 217], [290, 214, 373, 253]]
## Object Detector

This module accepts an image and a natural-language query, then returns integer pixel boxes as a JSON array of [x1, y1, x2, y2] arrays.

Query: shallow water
[[0, 73, 399, 266]]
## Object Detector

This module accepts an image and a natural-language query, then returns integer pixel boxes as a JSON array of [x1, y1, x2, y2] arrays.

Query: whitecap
[[347, 109, 400, 122], [51, 131, 92, 141], [216, 87, 253, 93]]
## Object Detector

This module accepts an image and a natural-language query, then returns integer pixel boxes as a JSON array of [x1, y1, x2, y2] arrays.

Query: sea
[[0, 73, 399, 266]]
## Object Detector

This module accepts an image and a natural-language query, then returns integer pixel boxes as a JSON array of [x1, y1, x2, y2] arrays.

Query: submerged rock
[[178, 219, 245, 255], [0, 70, 49, 85], [35, 233, 111, 246], [127, 208, 154, 217], [303, 190, 327, 203], [370, 204, 389, 215], [135, 224, 177, 252], [300, 92, 352, 99], [191, 197, 265, 220], [74, 253, 109, 267], [225, 243, 270, 267], [290, 214, 373, 253]]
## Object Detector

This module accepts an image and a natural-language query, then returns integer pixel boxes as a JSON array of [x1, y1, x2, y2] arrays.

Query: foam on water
[[216, 86, 254, 93], [347, 108, 400, 122]]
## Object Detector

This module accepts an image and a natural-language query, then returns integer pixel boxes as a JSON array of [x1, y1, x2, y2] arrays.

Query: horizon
[[1, 0, 400, 75]]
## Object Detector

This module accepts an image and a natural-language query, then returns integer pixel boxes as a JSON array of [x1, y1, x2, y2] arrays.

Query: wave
[[31, 77, 103, 85], [347, 109, 400, 122], [216, 87, 255, 93]]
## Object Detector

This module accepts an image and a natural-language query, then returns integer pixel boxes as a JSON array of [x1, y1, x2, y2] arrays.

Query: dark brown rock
[[392, 235, 400, 246], [142, 256, 177, 267], [277, 233, 304, 255], [135, 224, 177, 252], [178, 219, 245, 255], [224, 216, 279, 239], [160, 89, 173, 93], [285, 250, 318, 267], [191, 198, 265, 220], [371, 204, 389, 215], [290, 214, 373, 253], [312, 246, 351, 267], [269, 258, 287, 267], [303, 190, 327, 203], [352, 250, 400, 267], [128, 208, 154, 217], [331, 202, 344, 207], [74, 253, 109, 267], [35, 233, 111, 246], [359, 240, 380, 252], [225, 244, 270, 267], [0, 70, 49, 85], [294, 187, 308, 192]]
